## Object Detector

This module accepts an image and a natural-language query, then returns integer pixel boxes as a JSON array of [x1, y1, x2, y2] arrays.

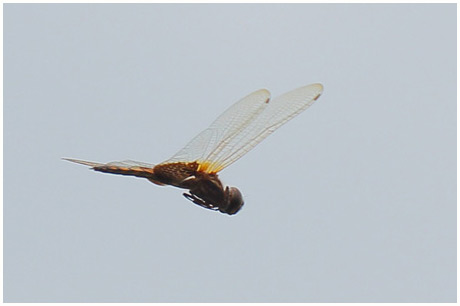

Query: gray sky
[[4, 4, 456, 302]]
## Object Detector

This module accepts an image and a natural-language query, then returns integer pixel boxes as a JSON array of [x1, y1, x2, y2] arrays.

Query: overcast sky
[[4, 3, 456, 302]]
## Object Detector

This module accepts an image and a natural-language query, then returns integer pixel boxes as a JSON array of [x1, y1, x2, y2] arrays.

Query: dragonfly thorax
[[181, 172, 244, 215]]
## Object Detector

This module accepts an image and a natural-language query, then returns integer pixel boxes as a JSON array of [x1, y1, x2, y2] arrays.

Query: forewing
[[205, 83, 323, 172], [162, 89, 271, 171]]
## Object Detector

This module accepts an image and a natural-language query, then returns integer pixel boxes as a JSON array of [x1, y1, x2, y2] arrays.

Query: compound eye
[[222, 187, 244, 215]]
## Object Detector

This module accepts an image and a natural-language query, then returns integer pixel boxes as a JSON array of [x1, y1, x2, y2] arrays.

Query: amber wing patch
[[196, 160, 224, 174]]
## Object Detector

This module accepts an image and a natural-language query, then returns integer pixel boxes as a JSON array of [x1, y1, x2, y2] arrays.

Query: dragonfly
[[64, 83, 323, 215]]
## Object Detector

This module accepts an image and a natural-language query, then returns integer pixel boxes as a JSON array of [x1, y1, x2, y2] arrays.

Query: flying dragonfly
[[64, 83, 323, 215]]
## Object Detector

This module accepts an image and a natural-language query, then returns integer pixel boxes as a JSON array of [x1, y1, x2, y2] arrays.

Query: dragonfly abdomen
[[92, 164, 155, 179]]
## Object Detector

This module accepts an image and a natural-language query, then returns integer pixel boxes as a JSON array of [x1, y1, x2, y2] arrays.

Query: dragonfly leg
[[183, 193, 218, 211]]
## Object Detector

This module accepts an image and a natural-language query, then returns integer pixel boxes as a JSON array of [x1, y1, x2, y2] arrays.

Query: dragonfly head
[[222, 186, 244, 215]]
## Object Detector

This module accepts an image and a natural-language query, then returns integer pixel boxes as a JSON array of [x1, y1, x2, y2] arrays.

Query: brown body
[[87, 161, 244, 215]]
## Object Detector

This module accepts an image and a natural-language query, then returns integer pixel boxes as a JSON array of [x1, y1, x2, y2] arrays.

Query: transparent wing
[[208, 83, 323, 172], [64, 158, 155, 169], [163, 83, 323, 173], [163, 88, 271, 166], [64, 158, 156, 178]]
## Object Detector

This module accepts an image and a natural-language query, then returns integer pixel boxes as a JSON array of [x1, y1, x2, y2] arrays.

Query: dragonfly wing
[[64, 158, 156, 178], [163, 89, 271, 172], [64, 158, 155, 168], [105, 160, 155, 168], [205, 83, 323, 172]]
